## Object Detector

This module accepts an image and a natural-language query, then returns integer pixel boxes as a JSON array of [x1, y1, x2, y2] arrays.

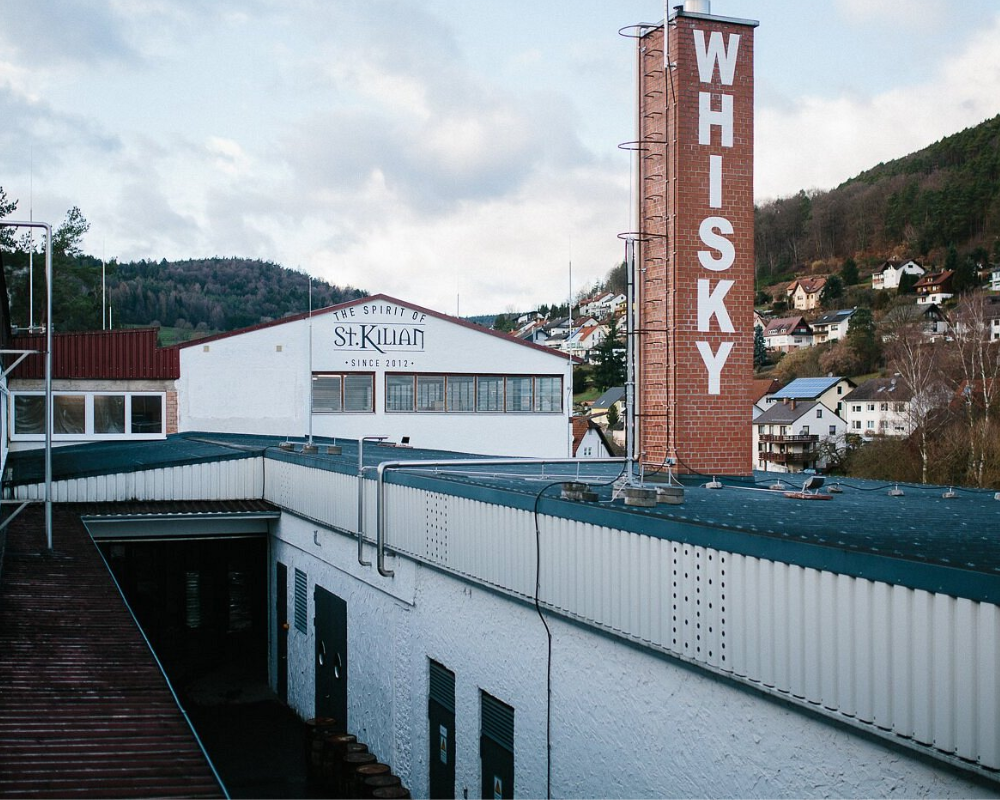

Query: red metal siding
[[8, 328, 180, 380], [0, 505, 223, 798]]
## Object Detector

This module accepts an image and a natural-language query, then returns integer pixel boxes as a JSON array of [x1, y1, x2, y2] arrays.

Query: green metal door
[[480, 692, 513, 800], [428, 661, 456, 799], [314, 585, 347, 728]]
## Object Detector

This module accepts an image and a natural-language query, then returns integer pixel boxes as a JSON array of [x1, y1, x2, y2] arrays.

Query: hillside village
[[499, 255, 1000, 488]]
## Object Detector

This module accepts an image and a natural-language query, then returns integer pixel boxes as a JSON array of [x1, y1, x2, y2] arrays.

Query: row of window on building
[[312, 373, 564, 414], [12, 392, 165, 439]]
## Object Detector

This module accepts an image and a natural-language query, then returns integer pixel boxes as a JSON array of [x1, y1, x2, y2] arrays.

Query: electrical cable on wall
[[531, 464, 627, 800]]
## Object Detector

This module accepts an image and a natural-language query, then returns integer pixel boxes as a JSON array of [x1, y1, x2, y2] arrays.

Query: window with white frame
[[11, 391, 166, 441]]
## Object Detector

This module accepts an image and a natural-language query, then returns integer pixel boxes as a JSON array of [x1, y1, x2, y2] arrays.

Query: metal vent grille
[[429, 660, 455, 713], [294, 568, 307, 633], [671, 544, 725, 662], [481, 692, 514, 752], [425, 493, 449, 562]]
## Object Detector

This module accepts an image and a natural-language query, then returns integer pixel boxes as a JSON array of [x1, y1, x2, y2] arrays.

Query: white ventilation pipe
[[684, 0, 711, 12], [375, 457, 625, 577]]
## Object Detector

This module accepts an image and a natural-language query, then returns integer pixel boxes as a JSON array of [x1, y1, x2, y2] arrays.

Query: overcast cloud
[[1, 1, 998, 316]]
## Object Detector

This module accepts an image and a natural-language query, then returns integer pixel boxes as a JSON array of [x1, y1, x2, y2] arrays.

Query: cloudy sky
[[1, 0, 999, 317]]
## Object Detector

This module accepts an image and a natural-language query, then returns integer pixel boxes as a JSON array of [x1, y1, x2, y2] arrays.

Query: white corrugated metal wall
[[259, 460, 999, 773], [7, 457, 264, 502], [20, 456, 992, 775]]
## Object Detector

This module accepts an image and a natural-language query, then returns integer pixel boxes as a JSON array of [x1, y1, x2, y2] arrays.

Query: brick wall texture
[[637, 13, 755, 476]]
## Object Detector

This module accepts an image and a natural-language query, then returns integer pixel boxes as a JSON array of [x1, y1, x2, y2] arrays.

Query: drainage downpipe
[[357, 436, 388, 566], [375, 457, 625, 577]]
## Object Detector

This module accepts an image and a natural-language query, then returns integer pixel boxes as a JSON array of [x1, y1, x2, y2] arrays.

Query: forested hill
[[109, 258, 365, 332], [755, 113, 1000, 281], [3, 254, 366, 336]]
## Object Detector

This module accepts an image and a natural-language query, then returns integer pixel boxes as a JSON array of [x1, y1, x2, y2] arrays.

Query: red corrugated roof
[[0, 505, 224, 798], [8, 328, 179, 380]]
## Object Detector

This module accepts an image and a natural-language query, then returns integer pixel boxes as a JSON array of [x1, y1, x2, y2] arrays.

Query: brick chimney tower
[[633, 3, 758, 476]]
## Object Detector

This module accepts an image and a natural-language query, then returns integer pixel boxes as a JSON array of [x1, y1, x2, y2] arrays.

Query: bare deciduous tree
[[883, 319, 950, 484], [949, 294, 1000, 487]]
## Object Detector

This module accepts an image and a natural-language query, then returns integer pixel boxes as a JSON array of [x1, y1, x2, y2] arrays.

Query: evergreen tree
[[0, 186, 17, 250], [846, 307, 881, 373], [820, 275, 843, 306], [841, 257, 859, 286], [591, 318, 626, 390], [754, 324, 768, 369], [897, 271, 918, 295]]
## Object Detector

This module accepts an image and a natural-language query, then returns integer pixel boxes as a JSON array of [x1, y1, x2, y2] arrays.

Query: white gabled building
[[810, 308, 856, 344], [753, 398, 847, 473], [842, 377, 914, 438], [174, 294, 574, 457], [762, 316, 813, 352], [872, 259, 925, 290], [763, 376, 855, 416]]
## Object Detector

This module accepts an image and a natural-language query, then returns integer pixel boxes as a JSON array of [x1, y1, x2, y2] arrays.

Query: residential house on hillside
[[752, 377, 782, 421], [564, 323, 608, 361], [882, 303, 950, 342], [990, 265, 1000, 292], [810, 308, 856, 344], [764, 376, 855, 417], [842, 377, 914, 438], [762, 316, 813, 352], [515, 319, 550, 345], [872, 259, 925, 290], [571, 415, 616, 458], [785, 277, 826, 311], [544, 317, 573, 337], [987, 295, 1000, 340], [914, 270, 954, 306], [579, 293, 626, 320], [591, 386, 625, 420], [754, 399, 846, 473]]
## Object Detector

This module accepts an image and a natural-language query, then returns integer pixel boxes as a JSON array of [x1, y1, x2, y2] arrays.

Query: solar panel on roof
[[770, 377, 841, 399]]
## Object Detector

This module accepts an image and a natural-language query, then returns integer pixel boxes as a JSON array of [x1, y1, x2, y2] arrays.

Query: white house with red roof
[[173, 294, 574, 457], [762, 316, 813, 352]]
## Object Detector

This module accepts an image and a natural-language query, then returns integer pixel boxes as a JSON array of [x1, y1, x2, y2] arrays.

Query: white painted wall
[[176, 297, 573, 457], [270, 514, 994, 799]]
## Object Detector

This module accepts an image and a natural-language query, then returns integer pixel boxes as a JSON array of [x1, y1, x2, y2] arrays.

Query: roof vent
[[684, 0, 711, 12], [888, 485, 905, 497], [942, 488, 957, 499], [705, 477, 723, 489]]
